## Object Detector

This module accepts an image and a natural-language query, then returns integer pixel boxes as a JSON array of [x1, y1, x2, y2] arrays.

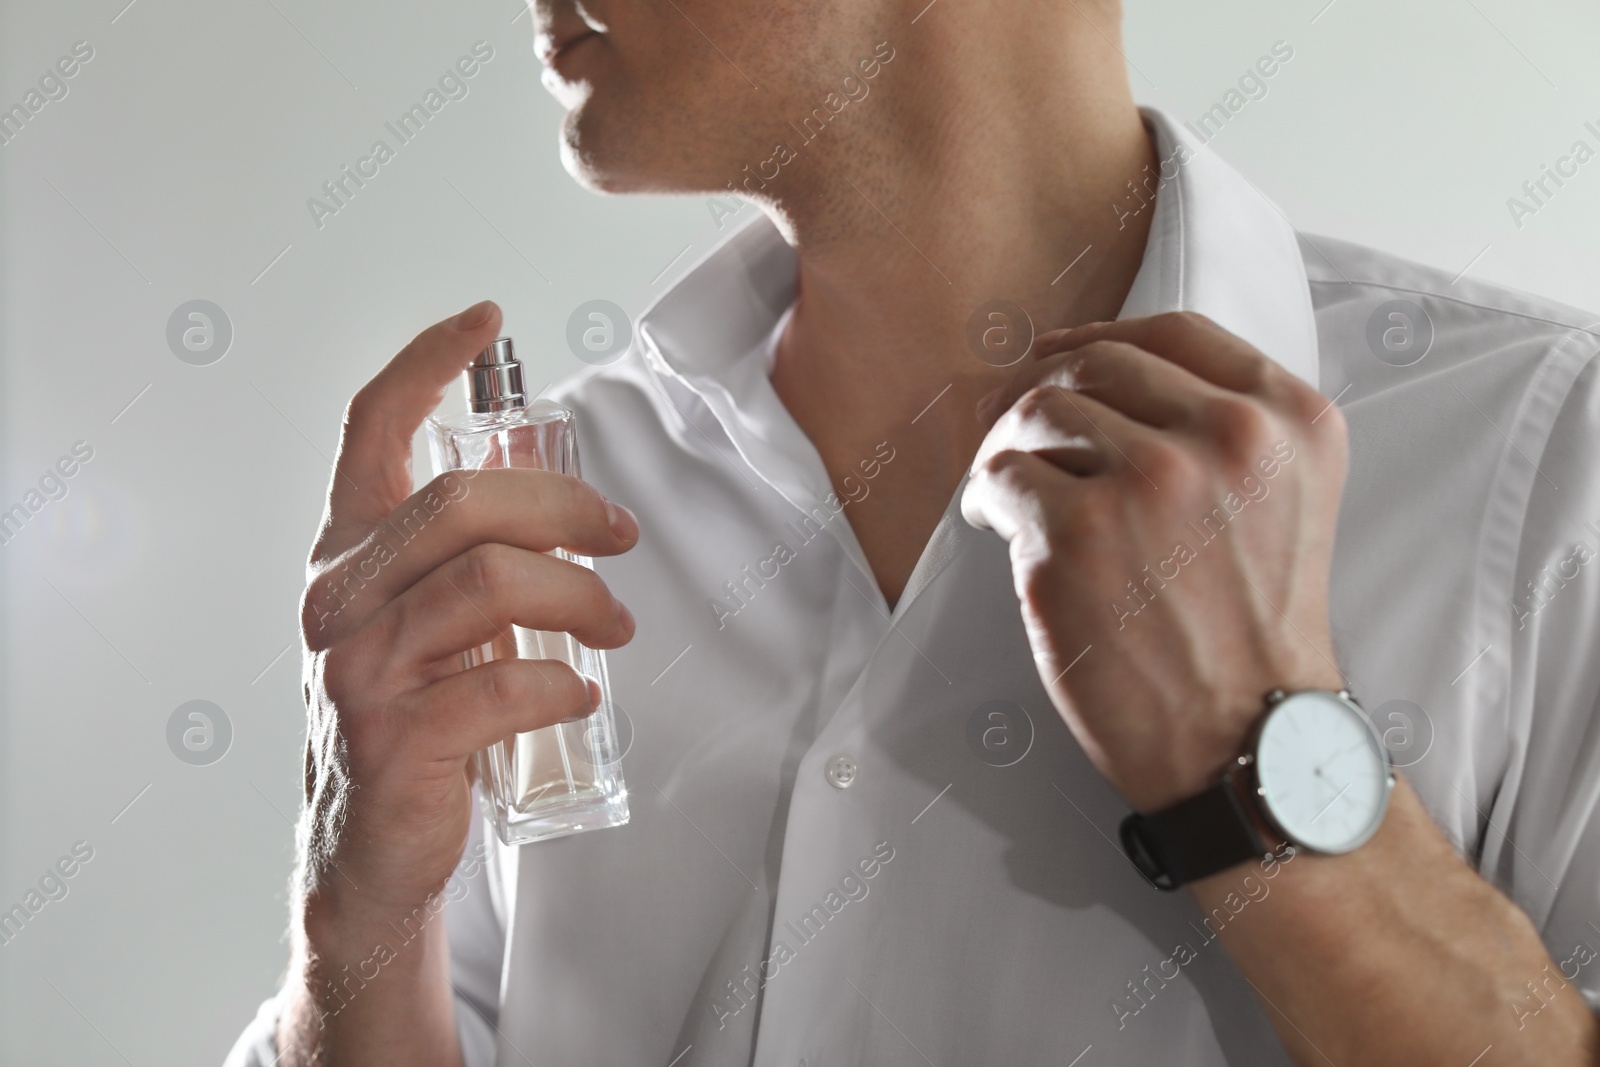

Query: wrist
[[283, 887, 462, 1067], [298, 877, 453, 964], [1124, 668, 1348, 814], [1121, 683, 1388, 892]]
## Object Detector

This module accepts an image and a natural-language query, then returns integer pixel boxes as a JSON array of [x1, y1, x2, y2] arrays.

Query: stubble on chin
[[559, 89, 758, 197]]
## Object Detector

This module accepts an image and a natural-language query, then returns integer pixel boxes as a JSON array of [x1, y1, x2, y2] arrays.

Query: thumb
[[312, 299, 503, 565]]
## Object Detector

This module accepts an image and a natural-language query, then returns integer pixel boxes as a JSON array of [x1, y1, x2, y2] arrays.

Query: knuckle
[[340, 383, 402, 450], [1128, 438, 1196, 490], [1068, 339, 1117, 368], [317, 643, 361, 711], [458, 542, 513, 601], [1016, 553, 1059, 613], [1202, 395, 1276, 464], [484, 660, 569, 714], [300, 573, 346, 647], [422, 468, 472, 507], [1229, 356, 1273, 394], [977, 447, 1029, 489], [573, 475, 609, 525], [535, 470, 596, 522], [1279, 378, 1336, 426], [482, 661, 531, 709], [575, 566, 614, 616], [1005, 518, 1067, 604], [342, 387, 377, 431], [395, 475, 469, 536], [1161, 310, 1215, 334], [1011, 385, 1059, 425], [299, 584, 325, 641], [1060, 342, 1120, 385]]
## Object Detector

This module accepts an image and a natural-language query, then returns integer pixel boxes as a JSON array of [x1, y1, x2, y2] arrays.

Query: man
[[228, 0, 1600, 1063]]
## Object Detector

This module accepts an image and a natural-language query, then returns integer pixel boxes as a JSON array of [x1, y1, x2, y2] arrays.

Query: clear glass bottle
[[425, 337, 629, 845]]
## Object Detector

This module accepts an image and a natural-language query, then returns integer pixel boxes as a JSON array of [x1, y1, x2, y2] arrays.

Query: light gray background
[[2, 0, 1597, 1062]]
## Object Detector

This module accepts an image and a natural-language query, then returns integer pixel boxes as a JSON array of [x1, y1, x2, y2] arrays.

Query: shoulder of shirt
[[544, 345, 664, 413], [540, 345, 704, 452], [1301, 230, 1600, 561], [1299, 230, 1600, 478], [1298, 230, 1600, 359]]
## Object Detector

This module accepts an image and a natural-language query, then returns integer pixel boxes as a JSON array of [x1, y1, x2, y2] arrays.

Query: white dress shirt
[[228, 108, 1600, 1065]]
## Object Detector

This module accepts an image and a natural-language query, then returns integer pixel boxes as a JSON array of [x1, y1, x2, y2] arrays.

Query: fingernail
[[605, 499, 637, 540], [453, 300, 495, 331], [563, 678, 603, 722]]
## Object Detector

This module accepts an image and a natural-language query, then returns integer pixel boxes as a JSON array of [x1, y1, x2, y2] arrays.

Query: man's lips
[[537, 29, 599, 67]]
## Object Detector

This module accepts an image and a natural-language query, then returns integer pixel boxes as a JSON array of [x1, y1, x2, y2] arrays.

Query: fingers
[[961, 447, 1082, 541], [967, 384, 1190, 537], [303, 467, 638, 642], [316, 300, 504, 561], [974, 382, 1161, 480], [397, 658, 601, 760], [1042, 315, 1342, 444], [972, 385, 1107, 480], [368, 544, 633, 672], [979, 339, 1229, 433], [1037, 312, 1277, 395]]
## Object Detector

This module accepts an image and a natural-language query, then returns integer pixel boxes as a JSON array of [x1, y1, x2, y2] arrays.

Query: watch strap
[[1119, 778, 1266, 891]]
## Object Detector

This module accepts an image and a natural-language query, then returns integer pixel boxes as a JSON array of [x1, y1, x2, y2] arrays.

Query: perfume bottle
[[426, 337, 629, 846]]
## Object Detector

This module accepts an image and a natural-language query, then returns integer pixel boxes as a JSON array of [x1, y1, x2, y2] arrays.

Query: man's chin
[[556, 108, 709, 196], [557, 118, 643, 195]]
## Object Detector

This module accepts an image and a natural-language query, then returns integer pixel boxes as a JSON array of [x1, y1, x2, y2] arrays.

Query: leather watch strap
[[1119, 779, 1267, 891]]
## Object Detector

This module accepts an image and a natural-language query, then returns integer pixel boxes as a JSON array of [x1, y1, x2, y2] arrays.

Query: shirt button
[[825, 755, 858, 789]]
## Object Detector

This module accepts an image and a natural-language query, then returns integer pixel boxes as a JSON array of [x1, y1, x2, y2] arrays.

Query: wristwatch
[[1119, 689, 1395, 891]]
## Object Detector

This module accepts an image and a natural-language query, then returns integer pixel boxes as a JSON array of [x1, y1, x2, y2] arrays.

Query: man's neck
[[761, 6, 1155, 605]]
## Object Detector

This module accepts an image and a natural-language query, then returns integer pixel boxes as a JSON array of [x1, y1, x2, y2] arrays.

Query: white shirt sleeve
[[1492, 348, 1600, 1011], [445, 809, 508, 1065], [220, 992, 283, 1067], [222, 808, 509, 1065]]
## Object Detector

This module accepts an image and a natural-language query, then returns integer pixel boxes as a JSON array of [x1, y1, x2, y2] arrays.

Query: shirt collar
[[1116, 108, 1321, 386], [632, 106, 1322, 602], [639, 106, 1320, 393]]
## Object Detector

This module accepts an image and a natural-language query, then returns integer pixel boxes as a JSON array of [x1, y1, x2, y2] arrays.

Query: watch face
[[1255, 691, 1391, 853]]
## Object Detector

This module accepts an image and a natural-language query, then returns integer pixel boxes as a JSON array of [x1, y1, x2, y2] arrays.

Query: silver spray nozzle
[[466, 336, 526, 414]]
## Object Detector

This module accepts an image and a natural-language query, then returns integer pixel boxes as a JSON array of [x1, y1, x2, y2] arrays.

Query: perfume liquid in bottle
[[425, 337, 629, 846]]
